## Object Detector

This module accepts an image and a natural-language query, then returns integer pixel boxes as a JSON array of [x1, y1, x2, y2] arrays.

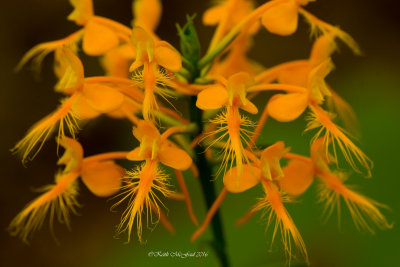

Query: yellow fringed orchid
[[9, 137, 125, 242], [220, 142, 309, 264], [12, 47, 140, 162], [114, 120, 194, 242], [196, 72, 258, 179], [129, 27, 182, 121]]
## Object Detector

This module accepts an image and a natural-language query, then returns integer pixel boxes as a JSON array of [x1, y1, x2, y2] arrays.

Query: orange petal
[[224, 165, 261, 193], [131, 26, 154, 64], [107, 100, 139, 119], [133, 0, 162, 31], [267, 93, 308, 122], [158, 140, 192, 170], [202, 4, 225, 25], [57, 137, 84, 173], [154, 42, 182, 72], [132, 120, 160, 142], [261, 1, 298, 36], [83, 83, 124, 113], [241, 99, 258, 114], [54, 47, 85, 94], [310, 137, 333, 173], [72, 94, 100, 119], [101, 45, 136, 78], [126, 147, 145, 161], [260, 141, 290, 180], [277, 63, 310, 87], [308, 58, 334, 102], [67, 0, 93, 25], [279, 159, 314, 196], [83, 20, 119, 56], [309, 34, 336, 66], [196, 85, 228, 110], [81, 160, 124, 197]]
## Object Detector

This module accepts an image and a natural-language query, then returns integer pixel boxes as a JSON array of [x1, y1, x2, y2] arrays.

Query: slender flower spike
[[115, 120, 192, 242], [11, 0, 391, 265], [196, 72, 258, 178], [129, 27, 182, 121]]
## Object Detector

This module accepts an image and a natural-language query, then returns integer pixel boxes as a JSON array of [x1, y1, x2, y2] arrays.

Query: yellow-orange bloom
[[115, 121, 193, 242], [197, 72, 258, 178], [223, 142, 308, 264], [67, 0, 128, 56], [12, 47, 135, 162], [9, 137, 124, 242], [250, 54, 371, 175], [129, 27, 182, 121]]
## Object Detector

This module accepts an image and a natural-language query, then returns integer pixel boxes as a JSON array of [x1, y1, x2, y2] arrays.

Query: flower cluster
[[11, 0, 391, 265]]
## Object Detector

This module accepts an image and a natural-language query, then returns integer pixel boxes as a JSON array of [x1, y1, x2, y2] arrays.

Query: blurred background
[[1, 0, 399, 266]]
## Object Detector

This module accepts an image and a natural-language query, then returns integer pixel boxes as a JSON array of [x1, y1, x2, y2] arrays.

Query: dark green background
[[1, 0, 399, 266]]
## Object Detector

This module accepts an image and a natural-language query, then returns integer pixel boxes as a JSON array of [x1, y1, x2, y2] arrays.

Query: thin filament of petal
[[254, 179, 308, 264], [8, 171, 80, 242], [317, 171, 392, 233], [12, 93, 80, 163]]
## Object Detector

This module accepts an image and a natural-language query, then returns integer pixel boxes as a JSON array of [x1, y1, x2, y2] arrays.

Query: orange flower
[[16, 0, 134, 75], [114, 121, 193, 242], [223, 142, 309, 263], [12, 47, 137, 162], [99, 0, 163, 79], [260, 0, 361, 55], [129, 27, 182, 121], [248, 54, 371, 175], [9, 137, 124, 242], [196, 72, 258, 178], [67, 0, 128, 56], [265, 57, 333, 122]]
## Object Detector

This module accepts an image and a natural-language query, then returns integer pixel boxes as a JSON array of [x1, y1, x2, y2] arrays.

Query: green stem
[[190, 96, 230, 267]]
